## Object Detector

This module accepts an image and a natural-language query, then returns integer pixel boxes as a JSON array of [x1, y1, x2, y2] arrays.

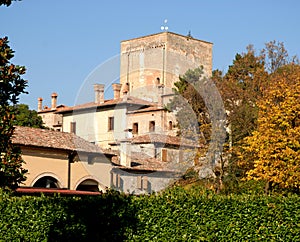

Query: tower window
[[168, 121, 173, 130]]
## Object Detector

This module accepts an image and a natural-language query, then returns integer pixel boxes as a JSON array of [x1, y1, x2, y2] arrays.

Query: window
[[168, 121, 173, 130], [156, 77, 160, 84], [137, 176, 148, 190], [162, 148, 168, 162], [132, 123, 138, 134], [112, 173, 121, 188], [70, 122, 76, 134], [108, 117, 114, 131], [149, 121, 155, 132]]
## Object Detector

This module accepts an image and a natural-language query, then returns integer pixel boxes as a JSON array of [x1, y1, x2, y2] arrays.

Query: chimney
[[158, 84, 164, 108], [51, 92, 58, 110], [112, 83, 122, 100], [120, 140, 131, 167], [38, 97, 43, 112], [122, 82, 129, 96], [93, 84, 105, 104]]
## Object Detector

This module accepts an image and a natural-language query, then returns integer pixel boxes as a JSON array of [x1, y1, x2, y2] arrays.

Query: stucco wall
[[62, 107, 127, 148], [21, 147, 69, 188], [20, 147, 112, 191], [39, 111, 62, 131], [111, 168, 178, 195], [127, 110, 165, 135], [72, 153, 112, 191]]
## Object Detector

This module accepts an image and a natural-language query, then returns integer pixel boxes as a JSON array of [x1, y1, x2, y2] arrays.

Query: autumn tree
[[261, 40, 299, 73], [241, 64, 300, 193], [0, 37, 28, 189], [210, 41, 299, 194]]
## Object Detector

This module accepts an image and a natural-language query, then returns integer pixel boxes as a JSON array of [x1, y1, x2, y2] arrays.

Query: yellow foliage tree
[[241, 64, 300, 191]]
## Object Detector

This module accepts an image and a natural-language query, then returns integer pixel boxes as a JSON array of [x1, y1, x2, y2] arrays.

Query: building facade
[[36, 32, 213, 194], [13, 126, 114, 192]]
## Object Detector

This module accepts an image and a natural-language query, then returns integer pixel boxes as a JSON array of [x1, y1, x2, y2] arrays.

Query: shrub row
[[0, 187, 299, 241], [0, 190, 136, 241], [129, 187, 300, 241]]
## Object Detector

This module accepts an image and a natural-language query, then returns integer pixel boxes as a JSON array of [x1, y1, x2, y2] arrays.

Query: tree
[[216, 45, 268, 146], [0, 0, 18, 7], [241, 64, 300, 193], [0, 37, 28, 189], [167, 67, 210, 143], [261, 40, 299, 73], [168, 67, 226, 185], [212, 41, 298, 193], [13, 104, 46, 128]]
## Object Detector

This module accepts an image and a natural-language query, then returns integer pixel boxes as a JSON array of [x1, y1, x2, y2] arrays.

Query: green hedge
[[0, 190, 136, 241], [0, 187, 299, 241], [129, 187, 300, 241]]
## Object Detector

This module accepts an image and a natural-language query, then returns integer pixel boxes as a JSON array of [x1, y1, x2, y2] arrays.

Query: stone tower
[[119, 32, 213, 102]]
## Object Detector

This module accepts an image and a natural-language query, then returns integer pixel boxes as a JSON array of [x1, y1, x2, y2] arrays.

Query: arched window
[[76, 179, 99, 192], [168, 121, 173, 130], [33, 176, 59, 188]]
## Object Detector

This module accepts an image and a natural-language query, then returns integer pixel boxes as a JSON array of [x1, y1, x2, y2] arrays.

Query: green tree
[[216, 45, 268, 146], [167, 67, 210, 143], [168, 67, 226, 185], [13, 104, 45, 128], [0, 37, 28, 189], [0, 0, 19, 7]]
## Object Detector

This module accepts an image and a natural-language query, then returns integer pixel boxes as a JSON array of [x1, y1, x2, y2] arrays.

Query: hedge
[[0, 190, 136, 241], [0, 187, 299, 241], [128, 187, 300, 241]]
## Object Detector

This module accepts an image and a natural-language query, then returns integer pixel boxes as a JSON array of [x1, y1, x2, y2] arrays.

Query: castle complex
[[34, 32, 213, 194], [38, 32, 212, 147]]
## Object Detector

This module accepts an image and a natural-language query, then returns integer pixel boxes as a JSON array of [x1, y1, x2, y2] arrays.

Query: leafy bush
[[127, 186, 300, 241], [0, 187, 299, 241], [0, 189, 137, 241]]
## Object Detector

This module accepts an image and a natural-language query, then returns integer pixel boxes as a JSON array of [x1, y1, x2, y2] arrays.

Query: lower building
[[12, 126, 115, 192]]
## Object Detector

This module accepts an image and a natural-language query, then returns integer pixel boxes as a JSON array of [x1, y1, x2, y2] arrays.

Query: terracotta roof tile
[[38, 105, 68, 113], [12, 126, 110, 154], [130, 133, 200, 148], [112, 152, 174, 172], [127, 105, 164, 114], [56, 96, 154, 113]]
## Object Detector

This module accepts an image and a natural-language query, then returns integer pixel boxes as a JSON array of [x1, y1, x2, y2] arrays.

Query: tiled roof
[[112, 152, 174, 172], [127, 105, 164, 114], [130, 133, 200, 148], [38, 105, 68, 113], [56, 96, 154, 113], [12, 126, 111, 154]]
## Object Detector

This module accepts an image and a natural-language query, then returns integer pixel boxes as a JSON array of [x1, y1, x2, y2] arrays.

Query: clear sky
[[1, 0, 300, 109]]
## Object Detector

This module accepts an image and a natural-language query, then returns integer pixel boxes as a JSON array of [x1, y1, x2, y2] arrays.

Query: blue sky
[[1, 0, 300, 109]]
